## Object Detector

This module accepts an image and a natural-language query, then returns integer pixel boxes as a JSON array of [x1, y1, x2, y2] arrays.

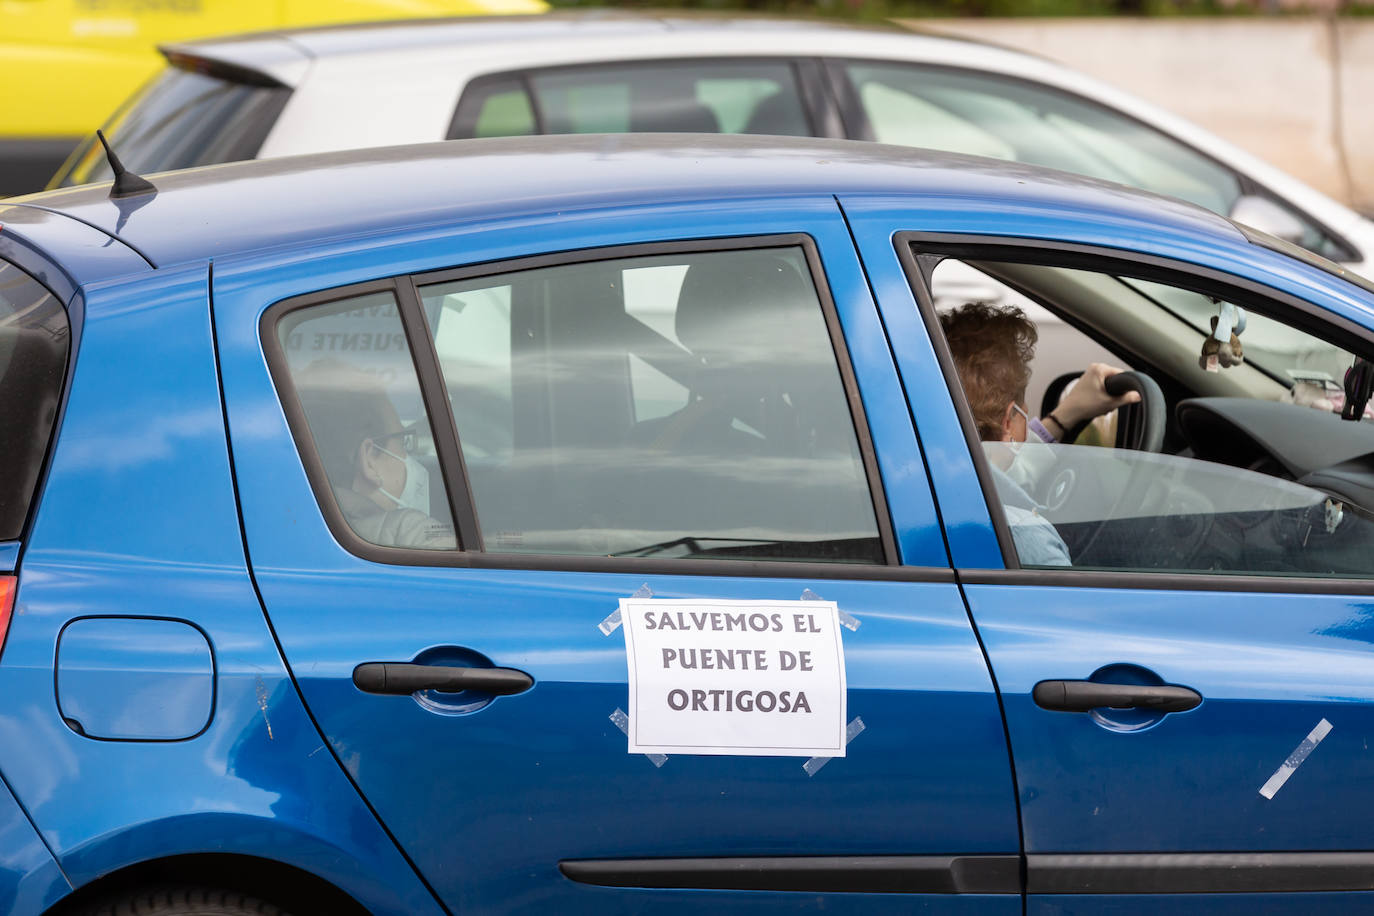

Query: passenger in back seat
[[295, 360, 457, 551]]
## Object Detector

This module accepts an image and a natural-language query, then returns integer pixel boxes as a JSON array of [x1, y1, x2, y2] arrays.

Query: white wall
[[900, 18, 1374, 214]]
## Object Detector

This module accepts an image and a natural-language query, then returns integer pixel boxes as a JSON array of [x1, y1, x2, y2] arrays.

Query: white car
[[53, 11, 1374, 279]]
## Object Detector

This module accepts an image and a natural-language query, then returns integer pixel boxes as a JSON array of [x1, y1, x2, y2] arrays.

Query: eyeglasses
[[371, 426, 420, 455]]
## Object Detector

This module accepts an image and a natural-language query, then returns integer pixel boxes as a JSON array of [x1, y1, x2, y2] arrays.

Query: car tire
[[79, 887, 291, 916]]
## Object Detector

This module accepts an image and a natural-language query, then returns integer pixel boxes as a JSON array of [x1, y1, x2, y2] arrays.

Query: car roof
[[10, 134, 1240, 275], [158, 11, 1018, 87]]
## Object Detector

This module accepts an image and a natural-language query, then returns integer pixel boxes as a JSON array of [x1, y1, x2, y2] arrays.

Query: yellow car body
[[0, 0, 545, 194]]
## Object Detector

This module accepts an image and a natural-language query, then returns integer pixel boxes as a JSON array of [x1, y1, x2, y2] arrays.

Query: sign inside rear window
[[620, 598, 847, 757]]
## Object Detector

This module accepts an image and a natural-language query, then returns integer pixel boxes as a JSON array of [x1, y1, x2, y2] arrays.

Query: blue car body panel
[[0, 202, 149, 302], [0, 774, 68, 914], [213, 196, 1020, 913], [0, 263, 444, 916]]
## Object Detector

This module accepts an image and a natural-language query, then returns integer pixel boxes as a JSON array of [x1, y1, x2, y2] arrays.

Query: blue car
[[4, 134, 1374, 916]]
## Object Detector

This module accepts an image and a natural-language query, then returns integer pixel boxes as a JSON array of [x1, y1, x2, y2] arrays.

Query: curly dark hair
[[938, 302, 1037, 441]]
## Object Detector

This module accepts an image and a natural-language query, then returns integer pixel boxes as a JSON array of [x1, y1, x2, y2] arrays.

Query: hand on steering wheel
[[1054, 363, 1140, 430], [1042, 366, 1165, 453]]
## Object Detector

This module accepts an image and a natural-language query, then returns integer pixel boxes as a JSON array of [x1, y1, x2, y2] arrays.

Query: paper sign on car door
[[620, 598, 847, 757]]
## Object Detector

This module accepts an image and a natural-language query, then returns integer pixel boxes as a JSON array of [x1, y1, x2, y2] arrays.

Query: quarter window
[[0, 262, 69, 540], [418, 245, 883, 563], [276, 290, 457, 551]]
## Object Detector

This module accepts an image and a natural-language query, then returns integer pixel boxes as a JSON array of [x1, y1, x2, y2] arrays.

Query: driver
[[939, 302, 1140, 565]]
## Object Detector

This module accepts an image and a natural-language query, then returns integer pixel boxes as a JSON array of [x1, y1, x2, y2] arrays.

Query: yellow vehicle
[[0, 0, 545, 195]]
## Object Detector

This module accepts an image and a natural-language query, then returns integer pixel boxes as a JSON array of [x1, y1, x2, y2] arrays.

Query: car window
[[274, 289, 457, 552], [451, 61, 811, 139], [846, 62, 1237, 212], [417, 245, 883, 563], [931, 260, 1121, 418], [0, 261, 69, 540], [56, 63, 289, 188], [449, 77, 538, 139], [924, 251, 1374, 577], [847, 63, 1351, 261]]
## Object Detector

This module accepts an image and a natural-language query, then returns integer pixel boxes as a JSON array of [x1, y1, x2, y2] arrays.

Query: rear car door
[[847, 197, 1374, 913], [215, 201, 1022, 914]]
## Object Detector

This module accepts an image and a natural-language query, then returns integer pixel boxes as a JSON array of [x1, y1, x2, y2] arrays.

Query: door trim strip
[[1029, 852, 1374, 894], [558, 855, 1021, 894]]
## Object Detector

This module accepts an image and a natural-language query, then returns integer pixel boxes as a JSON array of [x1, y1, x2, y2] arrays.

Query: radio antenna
[[95, 130, 156, 200]]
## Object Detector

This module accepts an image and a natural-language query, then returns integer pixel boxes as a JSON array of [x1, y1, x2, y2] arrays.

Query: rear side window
[[55, 64, 289, 188], [0, 262, 69, 540], [451, 61, 811, 139], [418, 245, 883, 563]]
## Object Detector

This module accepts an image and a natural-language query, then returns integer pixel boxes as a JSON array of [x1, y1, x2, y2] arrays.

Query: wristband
[[1028, 415, 1057, 444]]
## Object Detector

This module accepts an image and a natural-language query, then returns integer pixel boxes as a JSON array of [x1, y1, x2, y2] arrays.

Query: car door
[[846, 198, 1374, 912], [214, 201, 1021, 914]]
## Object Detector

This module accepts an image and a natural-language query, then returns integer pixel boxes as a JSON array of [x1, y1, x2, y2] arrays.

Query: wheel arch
[[44, 852, 371, 916]]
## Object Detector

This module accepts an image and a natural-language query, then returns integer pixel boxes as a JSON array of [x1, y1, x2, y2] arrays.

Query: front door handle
[[1033, 679, 1201, 714], [353, 662, 534, 696]]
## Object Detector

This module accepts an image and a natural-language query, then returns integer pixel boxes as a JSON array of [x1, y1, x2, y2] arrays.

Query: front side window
[[276, 290, 456, 552], [847, 63, 1348, 260], [924, 252, 1374, 577], [418, 245, 883, 563], [0, 262, 69, 540], [451, 61, 811, 139]]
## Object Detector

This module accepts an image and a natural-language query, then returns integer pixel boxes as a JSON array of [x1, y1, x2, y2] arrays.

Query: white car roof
[[161, 12, 1029, 89], [156, 11, 1374, 268]]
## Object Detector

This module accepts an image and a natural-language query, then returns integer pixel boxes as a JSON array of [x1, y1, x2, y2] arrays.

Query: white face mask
[[1003, 404, 1056, 490], [372, 443, 431, 514]]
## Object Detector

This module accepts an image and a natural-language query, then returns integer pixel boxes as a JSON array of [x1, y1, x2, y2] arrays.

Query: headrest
[[630, 100, 721, 134], [674, 253, 812, 359]]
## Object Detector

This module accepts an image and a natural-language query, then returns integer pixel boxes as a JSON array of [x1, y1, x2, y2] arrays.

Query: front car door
[[846, 193, 1374, 912], [214, 199, 1021, 913]]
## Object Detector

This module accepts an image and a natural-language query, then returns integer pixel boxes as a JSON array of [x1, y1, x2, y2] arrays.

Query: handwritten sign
[[620, 598, 847, 757]]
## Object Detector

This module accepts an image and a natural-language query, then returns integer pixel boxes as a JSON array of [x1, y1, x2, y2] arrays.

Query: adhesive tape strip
[[598, 583, 654, 635], [610, 707, 668, 768], [802, 716, 866, 777], [800, 588, 860, 631]]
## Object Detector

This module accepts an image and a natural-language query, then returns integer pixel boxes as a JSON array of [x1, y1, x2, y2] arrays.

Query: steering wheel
[[1039, 370, 1165, 452], [1033, 370, 1168, 566]]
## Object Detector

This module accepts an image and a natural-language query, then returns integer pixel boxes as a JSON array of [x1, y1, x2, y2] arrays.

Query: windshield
[[1120, 277, 1357, 392], [52, 64, 289, 188]]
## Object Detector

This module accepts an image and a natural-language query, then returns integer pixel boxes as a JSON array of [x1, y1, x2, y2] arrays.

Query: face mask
[[372, 443, 431, 514], [1004, 409, 1057, 490]]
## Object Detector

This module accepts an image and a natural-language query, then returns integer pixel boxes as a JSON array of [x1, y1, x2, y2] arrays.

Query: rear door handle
[[353, 662, 534, 696], [1032, 679, 1201, 713]]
